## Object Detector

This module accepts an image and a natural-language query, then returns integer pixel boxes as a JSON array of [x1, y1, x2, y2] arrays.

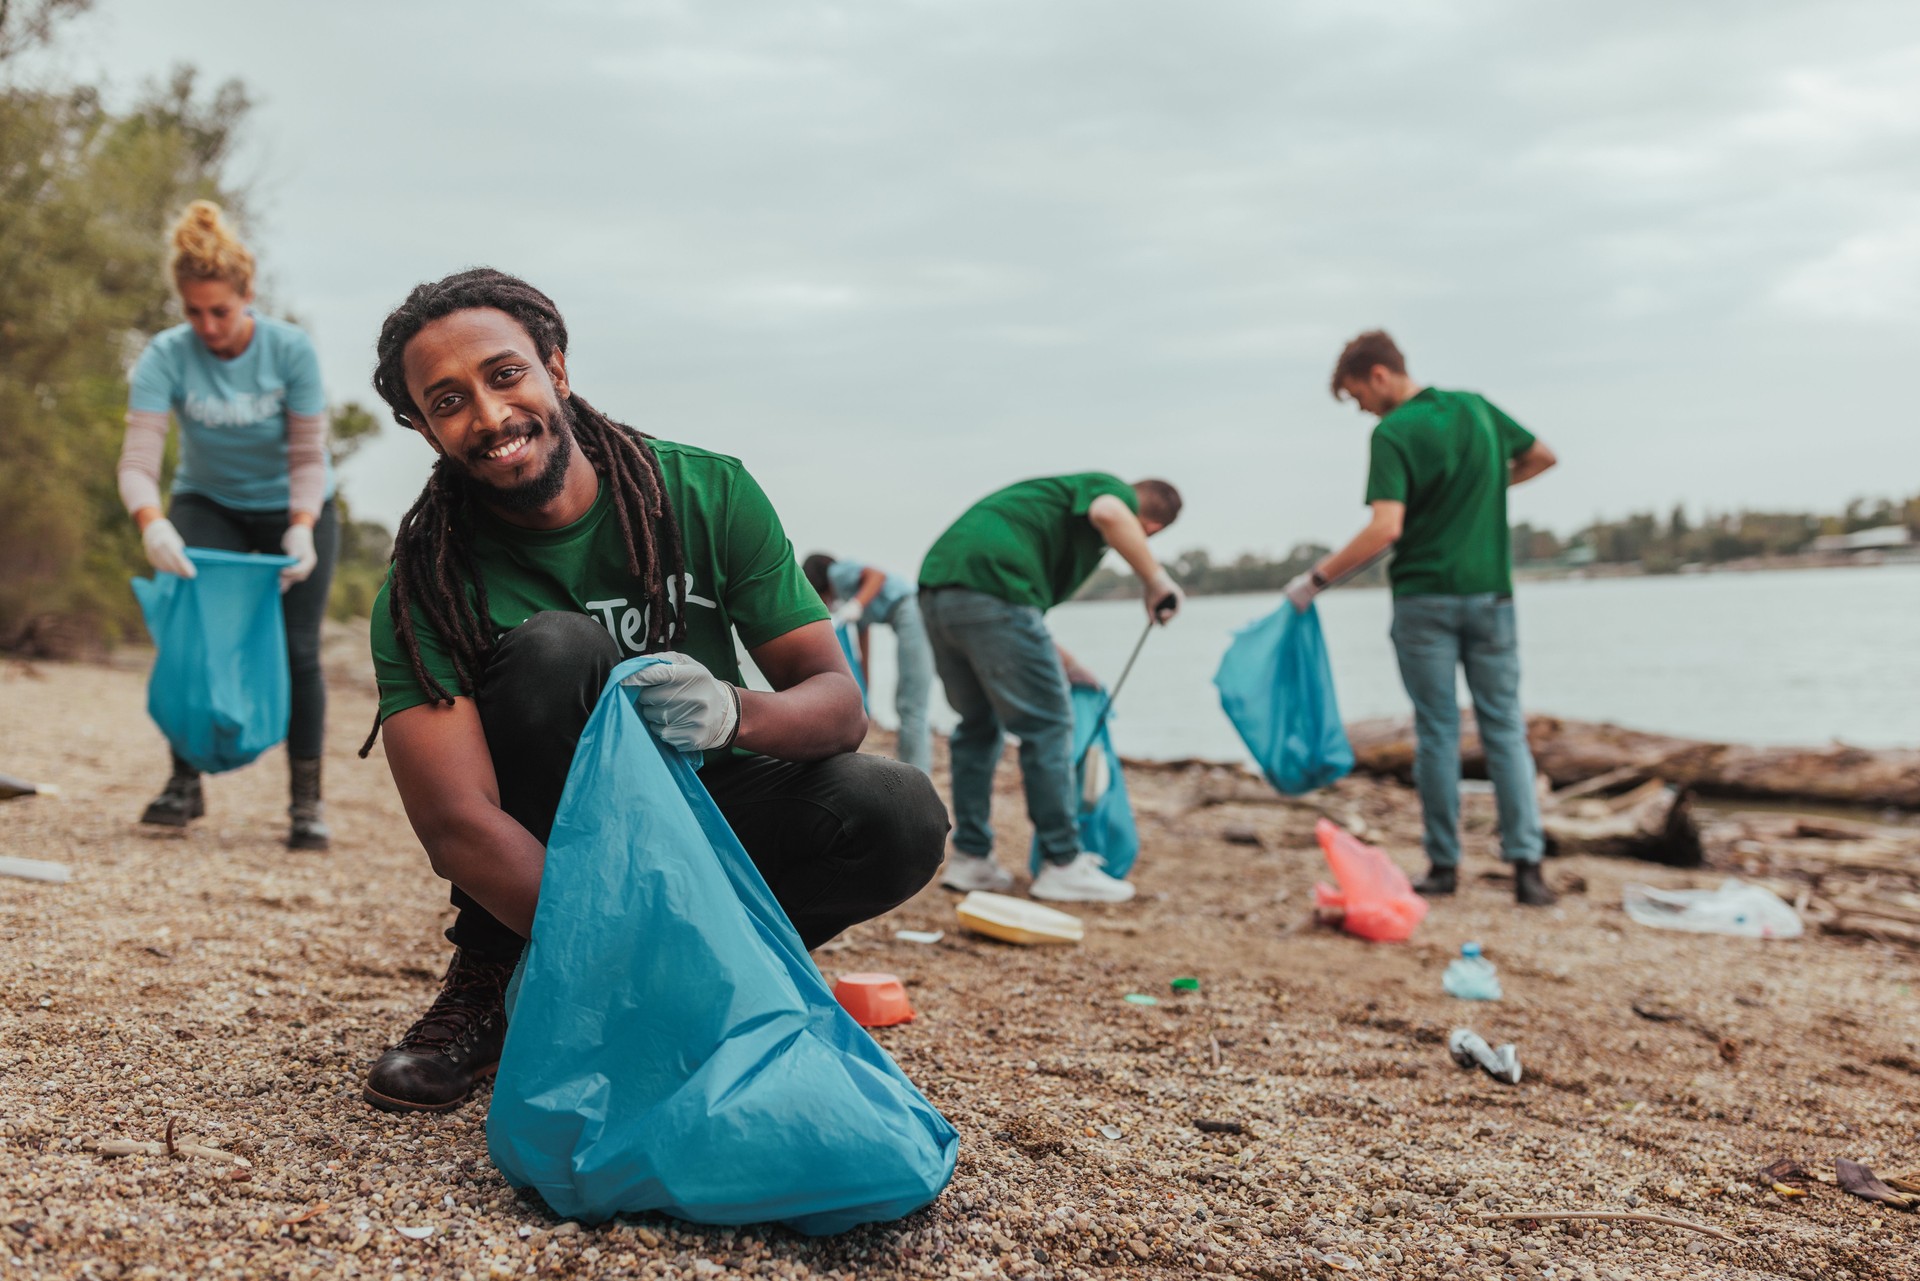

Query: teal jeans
[[919, 588, 1080, 865], [1390, 593, 1544, 868], [887, 595, 934, 775]]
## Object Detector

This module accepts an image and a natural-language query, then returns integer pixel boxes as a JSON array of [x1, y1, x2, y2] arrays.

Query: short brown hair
[[1132, 479, 1182, 527], [1330, 329, 1405, 399]]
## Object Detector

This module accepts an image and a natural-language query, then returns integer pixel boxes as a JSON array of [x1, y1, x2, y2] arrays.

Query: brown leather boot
[[362, 949, 515, 1113]]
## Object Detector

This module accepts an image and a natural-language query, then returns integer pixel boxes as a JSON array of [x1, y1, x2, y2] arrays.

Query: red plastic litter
[[832, 972, 916, 1028], [1311, 818, 1429, 942]]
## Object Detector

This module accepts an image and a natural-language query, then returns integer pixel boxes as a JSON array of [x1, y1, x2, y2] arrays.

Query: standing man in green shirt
[[920, 474, 1183, 903], [1285, 330, 1560, 907], [354, 269, 947, 1114]]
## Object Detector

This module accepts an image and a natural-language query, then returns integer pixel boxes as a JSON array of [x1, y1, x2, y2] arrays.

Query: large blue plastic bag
[[131, 548, 297, 774], [1213, 602, 1354, 795], [488, 656, 958, 1234], [1027, 685, 1140, 879]]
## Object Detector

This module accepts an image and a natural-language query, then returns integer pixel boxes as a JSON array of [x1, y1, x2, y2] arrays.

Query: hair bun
[[169, 199, 255, 294]]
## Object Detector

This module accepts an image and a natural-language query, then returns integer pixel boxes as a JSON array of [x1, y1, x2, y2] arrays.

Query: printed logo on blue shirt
[[184, 388, 287, 429]]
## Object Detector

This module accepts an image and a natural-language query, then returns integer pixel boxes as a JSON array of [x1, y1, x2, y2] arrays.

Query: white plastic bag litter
[[1622, 878, 1803, 939]]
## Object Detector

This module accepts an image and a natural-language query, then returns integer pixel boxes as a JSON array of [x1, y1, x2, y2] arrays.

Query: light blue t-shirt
[[129, 315, 336, 513], [826, 559, 912, 627]]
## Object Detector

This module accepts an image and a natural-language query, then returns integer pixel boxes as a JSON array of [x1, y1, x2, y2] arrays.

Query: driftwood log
[[1542, 779, 1702, 867], [1347, 713, 1920, 811]]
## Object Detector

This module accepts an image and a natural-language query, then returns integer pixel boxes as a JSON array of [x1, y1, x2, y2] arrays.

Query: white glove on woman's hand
[[622, 652, 742, 752], [832, 599, 865, 627], [141, 518, 196, 579], [1284, 570, 1323, 612], [1144, 570, 1183, 624], [280, 523, 318, 592]]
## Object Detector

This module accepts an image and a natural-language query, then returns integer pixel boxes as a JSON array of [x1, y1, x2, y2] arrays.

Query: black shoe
[[1412, 865, 1457, 897], [287, 756, 331, 851], [1514, 861, 1558, 908], [363, 949, 516, 1113], [139, 757, 204, 828]]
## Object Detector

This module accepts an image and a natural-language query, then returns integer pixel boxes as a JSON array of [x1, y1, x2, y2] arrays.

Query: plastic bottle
[[1442, 943, 1502, 1000]]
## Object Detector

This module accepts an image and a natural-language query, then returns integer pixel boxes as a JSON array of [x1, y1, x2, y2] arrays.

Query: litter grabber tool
[[1073, 595, 1171, 769]]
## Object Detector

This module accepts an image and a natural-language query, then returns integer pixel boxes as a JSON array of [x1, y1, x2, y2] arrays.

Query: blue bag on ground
[[1027, 685, 1140, 879], [1213, 602, 1354, 795], [487, 656, 958, 1234], [131, 548, 297, 775]]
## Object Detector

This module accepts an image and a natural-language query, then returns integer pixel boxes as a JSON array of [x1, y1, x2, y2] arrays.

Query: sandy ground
[[1, 642, 1917, 1281]]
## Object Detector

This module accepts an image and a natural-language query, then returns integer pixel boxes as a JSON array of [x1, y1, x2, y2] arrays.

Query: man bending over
[[358, 269, 947, 1113], [919, 473, 1182, 904]]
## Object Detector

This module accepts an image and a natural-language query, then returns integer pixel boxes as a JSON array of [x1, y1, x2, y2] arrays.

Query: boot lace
[[396, 953, 513, 1052]]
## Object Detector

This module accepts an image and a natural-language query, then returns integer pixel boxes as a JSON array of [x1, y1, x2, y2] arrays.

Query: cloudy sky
[[38, 0, 1920, 572]]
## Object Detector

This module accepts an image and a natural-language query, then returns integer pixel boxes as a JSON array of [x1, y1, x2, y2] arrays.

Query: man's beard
[[456, 403, 577, 513]]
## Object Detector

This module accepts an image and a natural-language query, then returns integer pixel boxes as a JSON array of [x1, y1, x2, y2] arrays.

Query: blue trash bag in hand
[[487, 656, 958, 1235], [836, 622, 868, 709], [131, 548, 298, 774], [1213, 602, 1354, 795], [1027, 685, 1140, 879]]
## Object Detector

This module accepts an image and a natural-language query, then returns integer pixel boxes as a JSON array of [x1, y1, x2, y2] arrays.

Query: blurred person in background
[[802, 553, 934, 774]]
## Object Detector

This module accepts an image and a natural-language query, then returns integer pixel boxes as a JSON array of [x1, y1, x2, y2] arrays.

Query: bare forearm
[[735, 672, 866, 759], [1100, 518, 1162, 583], [1318, 523, 1397, 584], [412, 807, 547, 939]]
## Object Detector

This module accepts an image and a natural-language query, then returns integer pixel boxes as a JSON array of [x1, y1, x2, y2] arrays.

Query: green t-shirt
[[918, 473, 1138, 610], [1364, 388, 1536, 597], [370, 439, 827, 720]]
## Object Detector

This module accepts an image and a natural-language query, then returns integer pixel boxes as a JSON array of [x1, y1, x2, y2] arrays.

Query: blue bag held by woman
[[1027, 684, 1140, 879], [131, 548, 298, 774], [488, 656, 958, 1235], [1214, 602, 1354, 795]]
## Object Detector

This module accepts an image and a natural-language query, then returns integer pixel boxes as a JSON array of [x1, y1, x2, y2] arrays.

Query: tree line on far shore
[[1077, 493, 1920, 602]]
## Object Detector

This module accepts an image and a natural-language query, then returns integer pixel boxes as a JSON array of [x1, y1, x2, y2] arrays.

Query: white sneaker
[[940, 853, 1014, 893], [1029, 853, 1136, 903]]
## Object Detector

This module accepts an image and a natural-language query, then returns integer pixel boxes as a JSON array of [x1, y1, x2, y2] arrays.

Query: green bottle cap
[[1170, 976, 1201, 992]]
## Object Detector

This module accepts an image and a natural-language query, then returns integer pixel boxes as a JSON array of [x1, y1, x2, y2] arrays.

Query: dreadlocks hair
[[359, 267, 687, 756]]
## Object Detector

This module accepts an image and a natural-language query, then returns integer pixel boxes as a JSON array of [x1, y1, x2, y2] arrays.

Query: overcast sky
[[37, 0, 1920, 572]]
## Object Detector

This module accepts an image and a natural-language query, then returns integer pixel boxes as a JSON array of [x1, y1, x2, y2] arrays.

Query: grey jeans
[[1390, 593, 1544, 868], [919, 587, 1080, 865], [886, 595, 935, 775]]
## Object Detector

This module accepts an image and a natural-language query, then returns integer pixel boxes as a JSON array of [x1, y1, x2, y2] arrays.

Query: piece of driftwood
[[1476, 1209, 1741, 1245], [93, 1138, 251, 1167], [1540, 780, 1703, 866], [1347, 712, 1920, 810]]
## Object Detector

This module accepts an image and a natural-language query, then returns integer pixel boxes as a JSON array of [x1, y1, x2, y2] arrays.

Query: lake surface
[[845, 564, 1919, 763]]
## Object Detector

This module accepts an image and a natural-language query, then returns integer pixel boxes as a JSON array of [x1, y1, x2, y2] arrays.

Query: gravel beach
[[2, 640, 1915, 1280]]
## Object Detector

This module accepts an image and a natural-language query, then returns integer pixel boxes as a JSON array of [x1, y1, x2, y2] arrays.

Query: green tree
[[0, 52, 253, 654]]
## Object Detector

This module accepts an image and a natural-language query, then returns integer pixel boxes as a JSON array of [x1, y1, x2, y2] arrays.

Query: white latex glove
[[832, 599, 865, 627], [280, 523, 318, 592], [141, 518, 196, 579], [1144, 570, 1183, 624], [622, 652, 742, 752], [1284, 569, 1324, 612]]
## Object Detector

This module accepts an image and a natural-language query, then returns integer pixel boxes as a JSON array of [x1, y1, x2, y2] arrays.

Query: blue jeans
[[887, 596, 935, 775], [919, 588, 1079, 865], [1390, 593, 1543, 869]]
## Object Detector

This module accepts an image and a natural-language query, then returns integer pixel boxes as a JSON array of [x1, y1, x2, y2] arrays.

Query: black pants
[[168, 493, 340, 760], [448, 611, 949, 960]]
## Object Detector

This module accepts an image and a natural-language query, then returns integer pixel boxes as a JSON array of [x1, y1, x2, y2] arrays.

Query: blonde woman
[[117, 200, 339, 849]]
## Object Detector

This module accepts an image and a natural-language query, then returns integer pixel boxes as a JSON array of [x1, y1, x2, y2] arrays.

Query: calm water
[[844, 565, 1919, 763]]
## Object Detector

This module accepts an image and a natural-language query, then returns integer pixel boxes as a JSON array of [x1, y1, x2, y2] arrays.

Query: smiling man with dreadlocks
[[357, 269, 948, 1114]]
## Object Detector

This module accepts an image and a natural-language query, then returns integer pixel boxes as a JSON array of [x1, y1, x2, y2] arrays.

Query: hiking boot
[[1030, 853, 1136, 904], [362, 949, 516, 1114], [287, 756, 331, 851], [139, 755, 204, 828], [939, 852, 1014, 893], [1412, 865, 1458, 897], [1514, 861, 1559, 908]]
